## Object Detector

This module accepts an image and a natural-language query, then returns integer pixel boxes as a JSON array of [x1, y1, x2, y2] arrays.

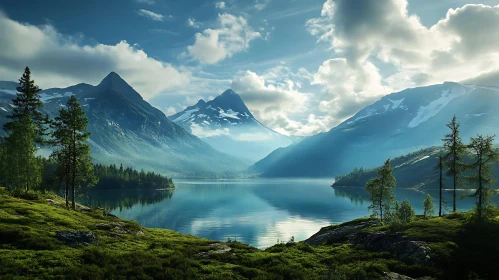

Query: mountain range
[[251, 82, 499, 178], [0, 73, 249, 177], [169, 89, 294, 161]]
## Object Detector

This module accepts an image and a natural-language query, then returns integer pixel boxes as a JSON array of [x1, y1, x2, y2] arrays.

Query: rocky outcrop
[[351, 232, 432, 265], [305, 219, 432, 265], [383, 272, 435, 280], [304, 219, 380, 246], [56, 231, 97, 246], [195, 243, 233, 259], [95, 222, 144, 235]]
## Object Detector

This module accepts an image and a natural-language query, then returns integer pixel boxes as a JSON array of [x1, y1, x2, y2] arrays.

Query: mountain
[[169, 89, 294, 162], [0, 72, 249, 177], [251, 82, 499, 178]]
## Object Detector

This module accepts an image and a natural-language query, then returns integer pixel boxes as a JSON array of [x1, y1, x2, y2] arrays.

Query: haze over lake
[[83, 179, 480, 249]]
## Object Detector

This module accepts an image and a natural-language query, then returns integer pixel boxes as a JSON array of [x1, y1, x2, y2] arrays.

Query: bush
[[10, 190, 40, 200], [396, 200, 415, 223]]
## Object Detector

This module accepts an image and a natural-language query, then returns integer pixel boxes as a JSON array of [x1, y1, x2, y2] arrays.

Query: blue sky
[[1, 0, 499, 136]]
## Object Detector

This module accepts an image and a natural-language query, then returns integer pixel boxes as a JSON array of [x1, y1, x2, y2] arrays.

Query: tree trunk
[[453, 154, 457, 213], [478, 160, 483, 220], [71, 130, 77, 210], [439, 156, 443, 217]]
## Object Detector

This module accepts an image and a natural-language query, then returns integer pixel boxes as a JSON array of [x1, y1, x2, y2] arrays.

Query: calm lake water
[[82, 179, 482, 249]]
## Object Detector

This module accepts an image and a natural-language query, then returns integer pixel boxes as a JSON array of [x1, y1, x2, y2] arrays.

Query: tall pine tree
[[466, 135, 498, 221], [365, 159, 396, 221], [2, 67, 45, 192], [51, 96, 96, 209], [442, 116, 466, 213]]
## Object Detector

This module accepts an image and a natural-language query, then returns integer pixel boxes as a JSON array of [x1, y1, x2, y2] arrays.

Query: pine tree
[[365, 159, 396, 221], [438, 156, 444, 217], [2, 67, 45, 192], [465, 135, 498, 220], [51, 96, 96, 209], [442, 116, 466, 213], [423, 194, 435, 218], [397, 200, 415, 223]]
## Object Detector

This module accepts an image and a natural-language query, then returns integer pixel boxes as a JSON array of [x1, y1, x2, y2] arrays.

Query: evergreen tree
[[51, 96, 96, 209], [438, 156, 444, 217], [397, 200, 415, 223], [465, 135, 498, 220], [423, 194, 435, 218], [2, 67, 45, 192], [365, 159, 396, 221], [442, 116, 466, 213]]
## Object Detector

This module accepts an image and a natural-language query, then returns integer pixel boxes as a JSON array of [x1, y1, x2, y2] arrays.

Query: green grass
[[1, 188, 499, 279]]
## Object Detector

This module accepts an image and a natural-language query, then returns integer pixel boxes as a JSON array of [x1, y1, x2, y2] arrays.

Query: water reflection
[[81, 179, 484, 248]]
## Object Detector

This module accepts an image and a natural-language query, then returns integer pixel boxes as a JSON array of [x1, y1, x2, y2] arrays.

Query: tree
[[465, 135, 498, 220], [436, 155, 444, 217], [423, 194, 435, 218], [2, 67, 45, 192], [365, 159, 396, 221], [51, 96, 96, 209], [442, 116, 466, 213], [396, 200, 415, 223]]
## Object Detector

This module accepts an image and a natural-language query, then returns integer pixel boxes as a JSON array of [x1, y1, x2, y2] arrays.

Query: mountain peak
[[96, 72, 143, 101], [196, 99, 206, 105], [221, 89, 237, 96]]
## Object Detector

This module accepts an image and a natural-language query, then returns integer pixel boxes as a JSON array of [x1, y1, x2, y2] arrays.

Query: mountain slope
[[252, 82, 499, 178], [169, 89, 294, 162], [0, 73, 248, 177]]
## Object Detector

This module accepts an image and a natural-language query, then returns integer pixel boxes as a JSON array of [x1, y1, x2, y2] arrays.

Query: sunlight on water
[[82, 179, 482, 249]]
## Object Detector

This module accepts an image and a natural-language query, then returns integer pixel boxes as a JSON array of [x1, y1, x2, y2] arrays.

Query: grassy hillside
[[1, 188, 499, 279]]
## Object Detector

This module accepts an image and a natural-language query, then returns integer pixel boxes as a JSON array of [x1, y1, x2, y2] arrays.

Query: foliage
[[423, 194, 435, 218], [93, 163, 174, 190], [365, 159, 396, 221], [396, 200, 415, 223], [442, 115, 467, 213], [1, 67, 45, 192], [465, 134, 499, 220], [51, 96, 96, 209]]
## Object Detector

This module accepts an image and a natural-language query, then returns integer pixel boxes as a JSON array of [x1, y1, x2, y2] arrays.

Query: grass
[[1, 188, 499, 279]]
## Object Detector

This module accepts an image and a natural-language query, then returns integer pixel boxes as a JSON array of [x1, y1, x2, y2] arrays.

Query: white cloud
[[255, 0, 271, 11], [190, 123, 230, 138], [134, 0, 155, 4], [165, 106, 177, 115], [215, 2, 226, 9], [306, 1, 499, 128], [235, 132, 272, 141], [0, 12, 189, 100], [187, 17, 201, 28], [136, 9, 164, 21], [187, 14, 261, 64]]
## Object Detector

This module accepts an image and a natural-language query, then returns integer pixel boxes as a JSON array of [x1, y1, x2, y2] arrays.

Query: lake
[[82, 179, 481, 249]]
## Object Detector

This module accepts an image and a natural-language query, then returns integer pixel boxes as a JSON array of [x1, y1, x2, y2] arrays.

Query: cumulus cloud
[[0, 12, 189, 100], [231, 67, 330, 136], [187, 17, 201, 28], [215, 2, 226, 9], [136, 9, 164, 21], [306, 1, 499, 127], [187, 14, 261, 64], [255, 0, 271, 11]]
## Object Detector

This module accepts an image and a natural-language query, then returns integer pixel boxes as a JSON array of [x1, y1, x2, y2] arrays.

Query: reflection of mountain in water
[[333, 186, 370, 205], [81, 189, 174, 212]]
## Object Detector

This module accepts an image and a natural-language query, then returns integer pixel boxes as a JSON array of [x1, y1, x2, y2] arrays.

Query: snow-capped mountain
[[169, 89, 294, 162], [251, 82, 499, 178], [0, 73, 249, 177]]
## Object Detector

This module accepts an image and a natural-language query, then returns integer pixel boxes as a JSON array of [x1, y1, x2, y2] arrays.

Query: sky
[[1, 0, 499, 136]]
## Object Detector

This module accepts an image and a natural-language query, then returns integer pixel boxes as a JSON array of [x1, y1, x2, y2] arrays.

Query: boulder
[[304, 219, 380, 246], [351, 232, 432, 265], [56, 231, 97, 246], [195, 243, 232, 259]]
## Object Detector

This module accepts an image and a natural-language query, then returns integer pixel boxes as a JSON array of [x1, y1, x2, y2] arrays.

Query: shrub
[[396, 200, 415, 223]]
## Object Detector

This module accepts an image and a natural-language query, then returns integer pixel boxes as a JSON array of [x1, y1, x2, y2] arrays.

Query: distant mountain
[[0, 72, 249, 177], [251, 82, 499, 178], [169, 89, 294, 162]]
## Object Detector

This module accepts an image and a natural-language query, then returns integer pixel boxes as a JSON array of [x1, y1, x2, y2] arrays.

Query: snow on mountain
[[252, 82, 499, 178], [169, 89, 294, 162]]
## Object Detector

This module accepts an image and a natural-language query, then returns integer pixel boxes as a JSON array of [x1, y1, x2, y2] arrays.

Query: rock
[[104, 212, 118, 218], [46, 199, 60, 205], [351, 232, 432, 265], [95, 222, 143, 235], [304, 219, 380, 246], [383, 272, 435, 280], [56, 231, 97, 246], [195, 243, 232, 259]]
